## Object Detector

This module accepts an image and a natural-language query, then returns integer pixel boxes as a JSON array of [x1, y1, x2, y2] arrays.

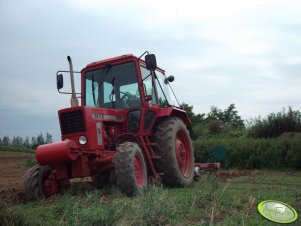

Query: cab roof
[[86, 54, 135, 67], [84, 54, 165, 73]]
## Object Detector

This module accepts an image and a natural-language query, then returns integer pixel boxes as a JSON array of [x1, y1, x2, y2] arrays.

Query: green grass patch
[[2, 171, 300, 226], [24, 156, 37, 168]]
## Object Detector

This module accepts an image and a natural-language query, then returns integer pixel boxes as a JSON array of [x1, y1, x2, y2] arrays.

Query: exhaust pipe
[[67, 56, 79, 107]]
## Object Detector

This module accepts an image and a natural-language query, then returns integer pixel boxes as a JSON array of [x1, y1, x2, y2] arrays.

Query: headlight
[[78, 136, 87, 145], [63, 138, 70, 141]]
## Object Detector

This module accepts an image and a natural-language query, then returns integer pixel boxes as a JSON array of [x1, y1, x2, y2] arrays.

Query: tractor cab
[[82, 54, 180, 112], [85, 61, 140, 110]]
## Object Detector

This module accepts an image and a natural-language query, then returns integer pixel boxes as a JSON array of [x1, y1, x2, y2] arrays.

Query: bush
[[247, 106, 301, 138], [193, 137, 301, 170]]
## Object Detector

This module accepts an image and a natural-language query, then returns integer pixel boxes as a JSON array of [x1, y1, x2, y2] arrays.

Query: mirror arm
[[138, 51, 150, 59]]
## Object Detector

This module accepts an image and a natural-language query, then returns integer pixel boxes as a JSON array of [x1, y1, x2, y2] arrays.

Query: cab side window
[[140, 66, 158, 105]]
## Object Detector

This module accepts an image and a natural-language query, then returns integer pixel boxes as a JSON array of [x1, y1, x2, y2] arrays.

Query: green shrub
[[247, 106, 301, 138]]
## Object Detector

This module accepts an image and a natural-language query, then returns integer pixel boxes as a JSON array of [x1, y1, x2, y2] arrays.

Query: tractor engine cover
[[36, 140, 78, 165]]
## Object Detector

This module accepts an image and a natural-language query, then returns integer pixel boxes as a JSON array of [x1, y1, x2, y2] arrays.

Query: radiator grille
[[60, 110, 85, 135]]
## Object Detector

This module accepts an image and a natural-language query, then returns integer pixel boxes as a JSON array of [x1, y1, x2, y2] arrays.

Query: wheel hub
[[43, 171, 60, 198], [175, 130, 192, 177]]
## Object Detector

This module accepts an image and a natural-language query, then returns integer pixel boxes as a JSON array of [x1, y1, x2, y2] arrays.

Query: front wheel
[[154, 117, 194, 187], [24, 164, 53, 200], [115, 142, 147, 196]]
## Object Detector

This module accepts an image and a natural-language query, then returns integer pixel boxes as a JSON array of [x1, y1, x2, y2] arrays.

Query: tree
[[182, 103, 205, 125], [31, 136, 38, 149], [36, 133, 45, 146], [12, 136, 23, 146], [182, 103, 206, 139], [2, 136, 10, 146], [23, 137, 31, 148], [46, 132, 53, 144], [206, 104, 245, 129]]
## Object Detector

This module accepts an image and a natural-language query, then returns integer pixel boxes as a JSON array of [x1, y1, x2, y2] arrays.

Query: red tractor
[[24, 52, 219, 199]]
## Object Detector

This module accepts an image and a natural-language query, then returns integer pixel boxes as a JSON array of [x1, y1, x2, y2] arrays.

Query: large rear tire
[[24, 164, 52, 200], [154, 117, 194, 187], [115, 142, 147, 196]]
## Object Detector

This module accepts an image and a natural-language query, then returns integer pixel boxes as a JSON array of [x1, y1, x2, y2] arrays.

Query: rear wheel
[[24, 164, 53, 200], [154, 117, 194, 187], [115, 142, 147, 196]]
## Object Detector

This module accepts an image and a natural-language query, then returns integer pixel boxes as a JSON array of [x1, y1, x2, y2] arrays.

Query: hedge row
[[1, 140, 300, 170], [193, 138, 301, 170]]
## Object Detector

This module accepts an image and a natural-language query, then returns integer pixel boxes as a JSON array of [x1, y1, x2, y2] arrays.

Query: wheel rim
[[175, 130, 192, 177], [43, 171, 60, 198], [134, 154, 145, 188]]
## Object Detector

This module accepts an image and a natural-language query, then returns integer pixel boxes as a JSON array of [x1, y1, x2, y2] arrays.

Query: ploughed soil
[[0, 151, 33, 199], [217, 170, 260, 181], [0, 150, 260, 198], [2, 150, 292, 200]]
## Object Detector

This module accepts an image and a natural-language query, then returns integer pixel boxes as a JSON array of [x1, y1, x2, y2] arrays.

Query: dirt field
[[0, 151, 33, 194], [0, 150, 288, 201], [0, 150, 256, 194]]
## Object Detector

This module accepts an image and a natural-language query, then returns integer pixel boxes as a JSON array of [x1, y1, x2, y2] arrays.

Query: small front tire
[[115, 142, 147, 196], [24, 164, 52, 200]]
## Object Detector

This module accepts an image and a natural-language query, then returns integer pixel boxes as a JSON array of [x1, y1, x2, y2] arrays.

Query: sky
[[1, 0, 301, 141]]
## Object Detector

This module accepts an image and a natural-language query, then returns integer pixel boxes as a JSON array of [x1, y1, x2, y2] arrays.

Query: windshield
[[140, 66, 179, 108], [155, 70, 180, 108], [85, 62, 141, 109]]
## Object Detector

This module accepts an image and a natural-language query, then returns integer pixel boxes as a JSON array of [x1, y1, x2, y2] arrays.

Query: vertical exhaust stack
[[67, 56, 79, 107]]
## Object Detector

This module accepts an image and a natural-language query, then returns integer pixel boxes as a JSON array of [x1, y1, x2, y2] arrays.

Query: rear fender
[[156, 107, 192, 131], [170, 109, 192, 131]]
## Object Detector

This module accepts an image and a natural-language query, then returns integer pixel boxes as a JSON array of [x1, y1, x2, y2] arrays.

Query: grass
[[1, 171, 300, 226], [24, 156, 37, 167]]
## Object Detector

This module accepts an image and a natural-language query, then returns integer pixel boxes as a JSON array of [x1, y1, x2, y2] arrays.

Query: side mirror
[[164, 75, 175, 84], [145, 54, 157, 70], [57, 74, 64, 90]]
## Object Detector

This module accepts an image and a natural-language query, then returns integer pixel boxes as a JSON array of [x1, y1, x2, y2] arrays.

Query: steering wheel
[[120, 91, 129, 101]]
